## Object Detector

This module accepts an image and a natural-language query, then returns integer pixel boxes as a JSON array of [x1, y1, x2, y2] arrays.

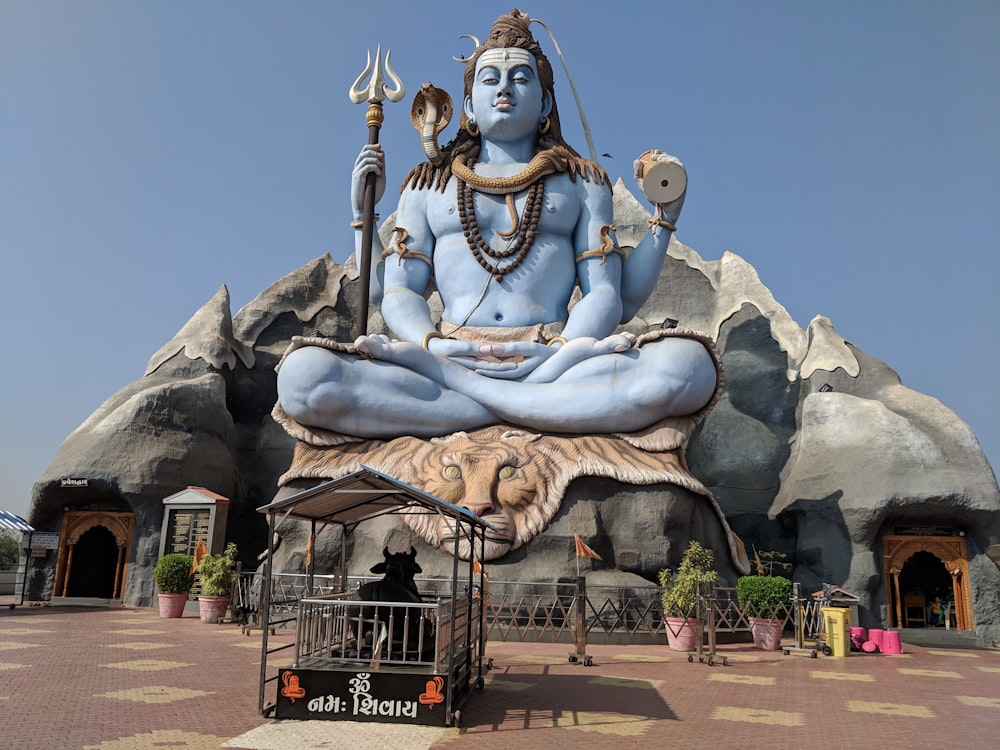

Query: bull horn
[[383, 545, 390, 558]]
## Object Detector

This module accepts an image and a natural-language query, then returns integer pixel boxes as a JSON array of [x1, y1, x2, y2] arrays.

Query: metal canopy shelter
[[0, 510, 33, 534], [1, 510, 34, 608], [257, 466, 495, 592], [258, 466, 493, 532], [255, 466, 494, 722]]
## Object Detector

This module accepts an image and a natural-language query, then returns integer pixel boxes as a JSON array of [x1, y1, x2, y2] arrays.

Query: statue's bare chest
[[426, 175, 581, 240]]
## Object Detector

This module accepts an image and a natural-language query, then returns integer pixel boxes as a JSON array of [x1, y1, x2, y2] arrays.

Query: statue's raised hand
[[351, 143, 386, 218], [634, 149, 686, 225]]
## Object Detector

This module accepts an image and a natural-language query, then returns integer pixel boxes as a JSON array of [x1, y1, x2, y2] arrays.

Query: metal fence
[[292, 591, 477, 671], [234, 571, 829, 648]]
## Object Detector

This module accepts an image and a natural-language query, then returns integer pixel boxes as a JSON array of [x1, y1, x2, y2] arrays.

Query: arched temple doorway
[[883, 535, 973, 630], [66, 525, 118, 597], [54, 511, 133, 601]]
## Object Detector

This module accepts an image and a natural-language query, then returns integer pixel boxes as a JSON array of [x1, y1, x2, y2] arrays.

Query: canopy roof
[[257, 466, 495, 534], [0, 510, 33, 533]]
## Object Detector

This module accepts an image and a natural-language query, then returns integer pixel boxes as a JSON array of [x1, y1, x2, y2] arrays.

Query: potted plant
[[737, 549, 793, 650], [658, 540, 717, 651], [197, 542, 237, 624], [154, 554, 195, 618]]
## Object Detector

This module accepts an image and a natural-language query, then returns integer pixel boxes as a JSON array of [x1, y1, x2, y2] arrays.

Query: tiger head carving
[[281, 422, 748, 571], [398, 428, 560, 560]]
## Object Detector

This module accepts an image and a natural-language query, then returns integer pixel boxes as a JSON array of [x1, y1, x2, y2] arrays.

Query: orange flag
[[190, 539, 210, 575], [472, 556, 490, 599], [574, 533, 602, 561], [472, 556, 489, 593]]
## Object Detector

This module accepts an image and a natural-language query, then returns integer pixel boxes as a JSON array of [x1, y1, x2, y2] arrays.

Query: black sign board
[[163, 508, 212, 595], [275, 668, 457, 726], [165, 509, 211, 555]]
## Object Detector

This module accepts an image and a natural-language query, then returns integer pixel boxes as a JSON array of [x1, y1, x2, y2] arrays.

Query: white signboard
[[29, 531, 60, 550]]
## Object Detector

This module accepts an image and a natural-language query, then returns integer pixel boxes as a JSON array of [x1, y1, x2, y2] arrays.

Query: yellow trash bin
[[822, 607, 850, 657]]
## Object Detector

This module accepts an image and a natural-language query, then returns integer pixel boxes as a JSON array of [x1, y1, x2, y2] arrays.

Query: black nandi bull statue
[[353, 546, 435, 661]]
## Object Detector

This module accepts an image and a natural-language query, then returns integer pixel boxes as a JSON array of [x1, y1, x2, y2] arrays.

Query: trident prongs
[[349, 45, 405, 105], [349, 44, 405, 340]]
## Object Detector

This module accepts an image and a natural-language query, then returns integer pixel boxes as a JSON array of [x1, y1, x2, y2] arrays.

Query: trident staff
[[349, 46, 405, 339]]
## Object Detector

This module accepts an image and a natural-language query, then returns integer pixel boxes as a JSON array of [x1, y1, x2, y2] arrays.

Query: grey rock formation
[[30, 186, 1000, 642]]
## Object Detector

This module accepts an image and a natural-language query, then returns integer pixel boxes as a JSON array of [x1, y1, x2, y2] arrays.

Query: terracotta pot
[[198, 595, 230, 624], [664, 616, 698, 651], [750, 617, 784, 650], [158, 592, 189, 618]]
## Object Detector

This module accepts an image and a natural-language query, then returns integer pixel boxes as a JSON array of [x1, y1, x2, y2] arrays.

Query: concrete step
[[50, 596, 121, 607], [897, 627, 987, 649]]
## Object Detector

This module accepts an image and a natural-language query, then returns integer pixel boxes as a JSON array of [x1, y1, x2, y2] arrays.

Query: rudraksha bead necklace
[[457, 177, 545, 282]]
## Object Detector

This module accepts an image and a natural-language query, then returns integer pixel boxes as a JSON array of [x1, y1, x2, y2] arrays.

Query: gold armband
[[422, 331, 446, 350], [547, 336, 568, 347], [350, 215, 379, 229], [647, 217, 677, 232], [383, 227, 432, 267], [575, 225, 623, 264]]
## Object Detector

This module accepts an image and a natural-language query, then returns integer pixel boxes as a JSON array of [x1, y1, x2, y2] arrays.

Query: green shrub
[[752, 549, 793, 577], [658, 540, 717, 617], [737, 575, 793, 618], [154, 554, 195, 594], [198, 542, 238, 597], [0, 533, 19, 570]]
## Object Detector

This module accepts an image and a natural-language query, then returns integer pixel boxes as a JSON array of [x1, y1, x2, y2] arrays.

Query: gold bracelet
[[547, 336, 568, 347], [350, 215, 380, 229], [648, 217, 677, 232], [422, 331, 446, 350]]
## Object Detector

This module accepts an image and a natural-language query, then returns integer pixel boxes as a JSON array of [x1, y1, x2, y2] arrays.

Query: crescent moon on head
[[452, 34, 481, 63]]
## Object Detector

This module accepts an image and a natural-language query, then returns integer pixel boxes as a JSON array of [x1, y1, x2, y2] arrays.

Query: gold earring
[[465, 120, 479, 137], [538, 116, 551, 135]]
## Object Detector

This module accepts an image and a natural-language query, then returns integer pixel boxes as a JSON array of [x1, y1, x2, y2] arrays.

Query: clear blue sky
[[2, 0, 998, 520]]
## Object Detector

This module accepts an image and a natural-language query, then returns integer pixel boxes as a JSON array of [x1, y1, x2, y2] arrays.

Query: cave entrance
[[883, 535, 973, 630], [66, 525, 117, 597], [54, 511, 133, 601]]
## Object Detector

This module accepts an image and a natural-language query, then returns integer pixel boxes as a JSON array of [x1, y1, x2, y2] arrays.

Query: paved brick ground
[[1, 599, 997, 749]]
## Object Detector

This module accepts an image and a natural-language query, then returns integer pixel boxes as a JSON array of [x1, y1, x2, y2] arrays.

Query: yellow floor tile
[[709, 673, 776, 686], [845, 700, 934, 718], [811, 671, 874, 682], [898, 668, 962, 679], [96, 685, 214, 704], [99, 659, 193, 672], [711, 706, 804, 726]]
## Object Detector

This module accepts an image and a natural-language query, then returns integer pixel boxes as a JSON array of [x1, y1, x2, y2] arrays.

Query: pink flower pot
[[665, 616, 698, 651], [198, 595, 230, 624], [749, 617, 784, 650], [157, 592, 189, 618]]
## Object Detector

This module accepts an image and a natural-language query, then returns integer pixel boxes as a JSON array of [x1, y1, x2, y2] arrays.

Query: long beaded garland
[[457, 177, 545, 282]]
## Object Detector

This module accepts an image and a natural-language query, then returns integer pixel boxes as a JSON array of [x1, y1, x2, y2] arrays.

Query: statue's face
[[466, 48, 550, 143]]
